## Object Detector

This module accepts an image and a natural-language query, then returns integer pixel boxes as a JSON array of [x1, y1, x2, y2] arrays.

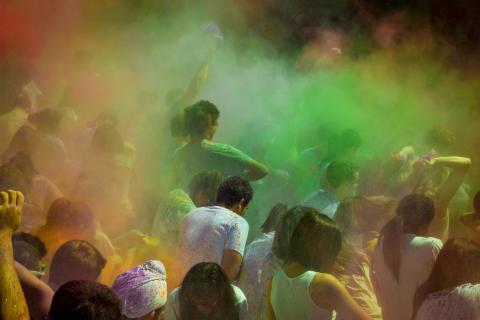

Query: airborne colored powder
[[1, 1, 480, 249]]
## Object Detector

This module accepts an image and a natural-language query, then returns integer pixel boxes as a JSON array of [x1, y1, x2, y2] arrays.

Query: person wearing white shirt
[[372, 194, 443, 320], [177, 176, 253, 281]]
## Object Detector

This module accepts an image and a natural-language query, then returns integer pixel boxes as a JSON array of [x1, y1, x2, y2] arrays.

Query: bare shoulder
[[310, 273, 343, 309]]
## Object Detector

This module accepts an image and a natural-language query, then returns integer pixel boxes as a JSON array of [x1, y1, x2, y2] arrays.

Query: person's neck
[[284, 261, 308, 277], [403, 225, 427, 237]]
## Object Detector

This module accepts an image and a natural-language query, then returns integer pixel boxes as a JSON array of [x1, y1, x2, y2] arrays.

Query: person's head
[[337, 129, 362, 160], [215, 176, 253, 215], [413, 238, 480, 318], [44, 198, 95, 239], [261, 203, 288, 234], [380, 194, 435, 282], [112, 260, 167, 320], [424, 126, 455, 154], [28, 108, 62, 134], [91, 123, 125, 155], [49, 280, 121, 320], [49, 240, 106, 289], [473, 191, 480, 215], [184, 100, 219, 141], [289, 206, 342, 271], [326, 160, 358, 199], [188, 170, 224, 207], [12, 232, 47, 276], [179, 262, 238, 320]]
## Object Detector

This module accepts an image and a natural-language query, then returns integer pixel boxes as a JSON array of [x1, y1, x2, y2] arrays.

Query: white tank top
[[271, 269, 333, 320]]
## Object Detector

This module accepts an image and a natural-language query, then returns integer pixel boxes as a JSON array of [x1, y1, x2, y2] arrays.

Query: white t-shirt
[[165, 285, 248, 320], [372, 233, 443, 320], [238, 232, 280, 320], [416, 283, 480, 320], [177, 206, 249, 274]]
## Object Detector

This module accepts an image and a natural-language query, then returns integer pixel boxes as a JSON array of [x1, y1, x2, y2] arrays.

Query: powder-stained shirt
[[177, 206, 249, 275], [174, 140, 254, 186], [237, 232, 280, 320], [151, 189, 196, 246], [371, 233, 443, 320], [416, 284, 480, 320]]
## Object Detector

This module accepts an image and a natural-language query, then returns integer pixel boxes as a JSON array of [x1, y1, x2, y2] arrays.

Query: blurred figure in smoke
[[460, 191, 480, 243], [36, 198, 115, 273], [151, 170, 223, 247], [73, 123, 135, 237], [0, 93, 31, 155], [174, 100, 268, 187], [303, 160, 359, 218]]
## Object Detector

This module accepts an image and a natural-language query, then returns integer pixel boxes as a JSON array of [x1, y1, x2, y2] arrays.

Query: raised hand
[[0, 190, 24, 233]]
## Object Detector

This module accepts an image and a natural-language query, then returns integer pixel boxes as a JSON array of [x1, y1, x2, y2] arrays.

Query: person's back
[[178, 205, 249, 271], [271, 269, 332, 320], [416, 283, 480, 320], [238, 232, 278, 320], [372, 233, 442, 320]]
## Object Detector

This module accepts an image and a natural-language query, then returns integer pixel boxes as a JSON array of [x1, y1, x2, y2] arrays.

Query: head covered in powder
[[112, 260, 167, 319]]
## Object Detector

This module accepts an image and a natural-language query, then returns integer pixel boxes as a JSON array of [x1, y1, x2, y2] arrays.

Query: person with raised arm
[[0, 189, 29, 320]]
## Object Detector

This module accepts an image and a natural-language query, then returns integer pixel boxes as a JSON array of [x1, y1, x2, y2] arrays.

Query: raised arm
[[174, 47, 217, 112], [0, 190, 29, 320], [244, 160, 270, 181], [432, 156, 471, 207], [428, 156, 471, 240]]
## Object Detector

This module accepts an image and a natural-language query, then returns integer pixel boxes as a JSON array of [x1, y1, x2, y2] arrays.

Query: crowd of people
[[0, 57, 479, 320]]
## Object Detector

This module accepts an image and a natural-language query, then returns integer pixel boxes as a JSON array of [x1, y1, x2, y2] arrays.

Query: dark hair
[[179, 262, 238, 320], [379, 194, 435, 282], [261, 203, 288, 233], [170, 112, 187, 138], [184, 100, 219, 138], [188, 170, 224, 205], [49, 280, 121, 320], [338, 129, 362, 154], [474, 191, 480, 213], [290, 207, 342, 272], [12, 232, 47, 271], [323, 129, 362, 162], [44, 198, 95, 231], [424, 126, 455, 153], [91, 124, 125, 155], [216, 176, 253, 208], [49, 240, 106, 288], [412, 238, 480, 319], [326, 160, 357, 189]]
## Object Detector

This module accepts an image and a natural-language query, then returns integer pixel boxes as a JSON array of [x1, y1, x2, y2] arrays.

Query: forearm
[[244, 161, 269, 181], [0, 231, 29, 320], [433, 157, 471, 170]]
